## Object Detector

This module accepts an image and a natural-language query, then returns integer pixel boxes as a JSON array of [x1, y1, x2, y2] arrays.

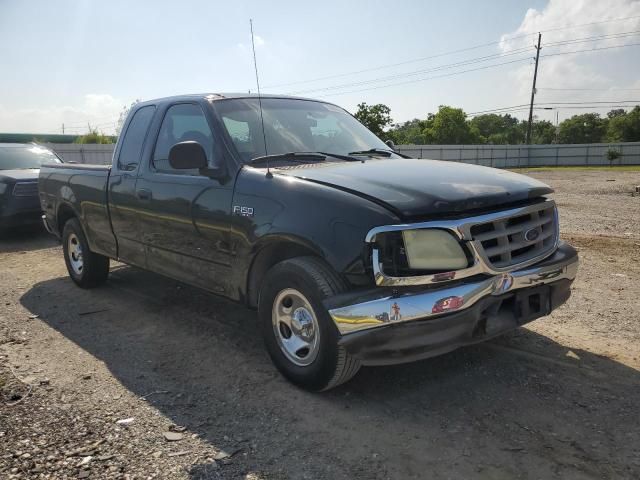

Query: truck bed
[[39, 163, 117, 258]]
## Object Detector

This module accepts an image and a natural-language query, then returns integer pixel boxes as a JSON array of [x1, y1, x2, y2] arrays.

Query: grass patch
[[510, 165, 640, 172]]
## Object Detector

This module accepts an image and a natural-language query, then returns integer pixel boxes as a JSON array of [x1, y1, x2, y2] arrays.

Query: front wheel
[[258, 257, 361, 391], [62, 218, 110, 288]]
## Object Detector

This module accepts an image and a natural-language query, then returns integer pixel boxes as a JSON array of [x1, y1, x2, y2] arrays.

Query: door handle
[[137, 188, 151, 201]]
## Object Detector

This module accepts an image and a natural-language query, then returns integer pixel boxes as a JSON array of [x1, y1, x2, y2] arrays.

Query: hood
[[277, 159, 552, 219], [0, 168, 40, 182]]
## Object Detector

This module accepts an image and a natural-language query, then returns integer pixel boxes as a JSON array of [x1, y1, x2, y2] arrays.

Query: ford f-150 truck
[[39, 94, 578, 391]]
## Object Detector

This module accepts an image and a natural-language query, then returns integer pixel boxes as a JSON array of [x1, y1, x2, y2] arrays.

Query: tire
[[258, 256, 361, 391], [62, 218, 110, 288]]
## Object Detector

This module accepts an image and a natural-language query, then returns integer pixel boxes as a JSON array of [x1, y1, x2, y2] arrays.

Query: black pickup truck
[[39, 94, 578, 391]]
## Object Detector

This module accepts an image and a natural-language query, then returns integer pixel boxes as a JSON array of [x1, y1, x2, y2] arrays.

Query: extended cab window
[[153, 103, 214, 175], [117, 105, 155, 170]]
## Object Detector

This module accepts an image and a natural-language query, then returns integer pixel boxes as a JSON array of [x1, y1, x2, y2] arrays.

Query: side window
[[153, 103, 214, 175], [117, 105, 155, 170]]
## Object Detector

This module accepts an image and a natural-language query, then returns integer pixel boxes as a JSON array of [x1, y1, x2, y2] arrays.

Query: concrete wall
[[46, 142, 640, 167], [45, 143, 114, 165], [396, 142, 640, 167]]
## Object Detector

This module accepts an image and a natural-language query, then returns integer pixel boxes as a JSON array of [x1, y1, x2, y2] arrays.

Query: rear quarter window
[[117, 105, 156, 170]]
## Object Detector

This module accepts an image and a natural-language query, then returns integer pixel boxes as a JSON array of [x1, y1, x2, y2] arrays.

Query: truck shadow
[[20, 268, 640, 479], [0, 226, 58, 253]]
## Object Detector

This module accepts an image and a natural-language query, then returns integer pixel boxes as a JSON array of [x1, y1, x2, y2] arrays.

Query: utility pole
[[62, 123, 65, 134], [526, 33, 542, 145]]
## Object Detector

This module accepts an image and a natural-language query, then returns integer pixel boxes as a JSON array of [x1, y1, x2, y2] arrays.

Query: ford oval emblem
[[524, 228, 540, 242]]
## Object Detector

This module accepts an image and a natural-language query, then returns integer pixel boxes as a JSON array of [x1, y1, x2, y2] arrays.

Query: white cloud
[[500, 0, 640, 51], [0, 94, 126, 135], [498, 0, 640, 120]]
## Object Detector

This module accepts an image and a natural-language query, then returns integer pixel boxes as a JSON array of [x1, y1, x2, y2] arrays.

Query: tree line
[[354, 103, 640, 145]]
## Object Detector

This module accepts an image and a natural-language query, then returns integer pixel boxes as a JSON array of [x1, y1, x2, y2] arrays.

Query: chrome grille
[[470, 202, 558, 270], [12, 181, 39, 197]]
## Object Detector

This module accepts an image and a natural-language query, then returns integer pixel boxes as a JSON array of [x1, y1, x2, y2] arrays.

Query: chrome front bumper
[[329, 242, 578, 335]]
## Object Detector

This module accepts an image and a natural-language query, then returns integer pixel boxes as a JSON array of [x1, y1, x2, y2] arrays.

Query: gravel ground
[[1, 169, 639, 479]]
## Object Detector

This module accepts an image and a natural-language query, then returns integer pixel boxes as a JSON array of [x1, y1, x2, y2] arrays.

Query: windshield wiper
[[315, 151, 361, 162], [348, 148, 394, 157], [249, 151, 363, 166], [249, 152, 327, 166]]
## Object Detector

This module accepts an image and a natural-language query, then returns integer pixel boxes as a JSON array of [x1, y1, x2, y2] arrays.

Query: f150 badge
[[233, 205, 254, 217]]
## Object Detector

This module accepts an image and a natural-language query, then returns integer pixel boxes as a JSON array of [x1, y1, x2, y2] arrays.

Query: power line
[[59, 115, 120, 127], [539, 100, 640, 105], [538, 87, 640, 91], [467, 104, 530, 115], [539, 104, 638, 109], [314, 57, 534, 98], [312, 41, 640, 98], [467, 102, 639, 116], [522, 14, 640, 36], [543, 29, 640, 48], [264, 13, 640, 90], [542, 41, 640, 58], [265, 40, 532, 89], [287, 47, 534, 95], [287, 32, 640, 98]]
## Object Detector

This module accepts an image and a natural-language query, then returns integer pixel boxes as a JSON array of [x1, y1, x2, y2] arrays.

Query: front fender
[[231, 167, 400, 297]]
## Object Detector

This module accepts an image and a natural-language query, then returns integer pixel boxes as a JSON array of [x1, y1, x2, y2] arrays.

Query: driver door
[[135, 102, 234, 296]]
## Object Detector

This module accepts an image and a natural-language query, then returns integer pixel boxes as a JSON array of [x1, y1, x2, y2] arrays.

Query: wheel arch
[[56, 202, 80, 235], [246, 236, 335, 308]]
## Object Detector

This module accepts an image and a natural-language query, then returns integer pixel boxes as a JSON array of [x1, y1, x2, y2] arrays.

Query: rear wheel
[[62, 218, 110, 288], [259, 257, 361, 391]]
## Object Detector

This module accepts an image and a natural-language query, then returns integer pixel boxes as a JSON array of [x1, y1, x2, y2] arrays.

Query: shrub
[[606, 148, 621, 165], [74, 129, 115, 144]]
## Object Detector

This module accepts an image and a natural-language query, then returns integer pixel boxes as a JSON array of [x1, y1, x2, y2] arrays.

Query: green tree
[[607, 109, 626, 119], [557, 113, 607, 144], [387, 118, 430, 144], [353, 102, 392, 138], [74, 128, 115, 144], [426, 106, 477, 144], [531, 120, 556, 144], [606, 106, 640, 142], [470, 113, 522, 144]]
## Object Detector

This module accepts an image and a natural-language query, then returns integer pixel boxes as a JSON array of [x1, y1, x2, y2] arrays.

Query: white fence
[[45, 143, 114, 165], [47, 142, 640, 167], [396, 142, 640, 167]]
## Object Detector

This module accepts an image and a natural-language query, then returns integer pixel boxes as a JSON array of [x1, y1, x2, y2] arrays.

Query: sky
[[1, 0, 639, 135]]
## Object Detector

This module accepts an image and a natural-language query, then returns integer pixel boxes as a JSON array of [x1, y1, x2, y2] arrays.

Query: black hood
[[0, 168, 40, 182], [277, 159, 552, 219]]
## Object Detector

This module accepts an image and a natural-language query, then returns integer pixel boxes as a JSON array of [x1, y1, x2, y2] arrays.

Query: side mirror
[[169, 141, 208, 170], [168, 141, 226, 180], [385, 139, 396, 150]]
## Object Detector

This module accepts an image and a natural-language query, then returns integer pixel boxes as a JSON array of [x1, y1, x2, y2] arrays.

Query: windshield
[[212, 98, 395, 163], [0, 145, 61, 170]]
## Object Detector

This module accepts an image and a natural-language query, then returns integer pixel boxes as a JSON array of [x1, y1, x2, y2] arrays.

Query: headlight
[[0, 183, 7, 195], [402, 229, 468, 270]]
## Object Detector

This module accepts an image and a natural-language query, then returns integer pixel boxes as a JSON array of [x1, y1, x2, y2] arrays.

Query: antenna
[[250, 19, 271, 178]]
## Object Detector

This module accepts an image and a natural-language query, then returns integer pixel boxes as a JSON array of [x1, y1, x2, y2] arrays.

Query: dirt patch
[[526, 169, 640, 240], [1, 169, 640, 479]]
